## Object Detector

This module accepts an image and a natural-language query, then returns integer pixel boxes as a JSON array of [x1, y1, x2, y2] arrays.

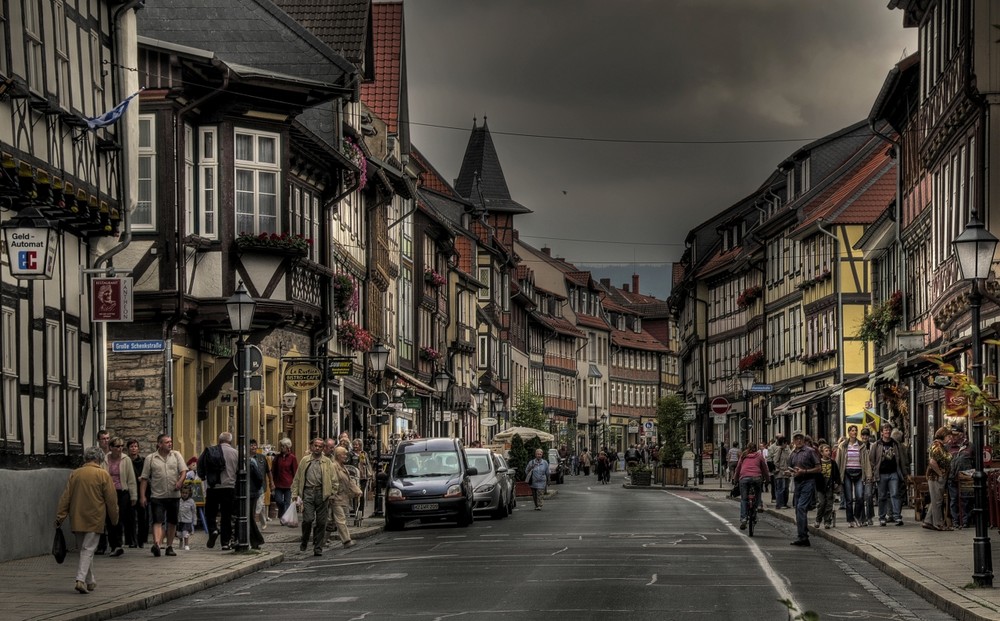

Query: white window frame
[[135, 115, 156, 230], [46, 320, 61, 442], [234, 129, 280, 236], [184, 124, 194, 235], [199, 126, 218, 238], [53, 1, 70, 104], [2, 308, 17, 441], [65, 325, 79, 444], [24, 0, 43, 93]]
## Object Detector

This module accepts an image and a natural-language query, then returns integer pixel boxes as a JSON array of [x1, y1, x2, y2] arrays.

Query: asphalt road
[[113, 474, 957, 620]]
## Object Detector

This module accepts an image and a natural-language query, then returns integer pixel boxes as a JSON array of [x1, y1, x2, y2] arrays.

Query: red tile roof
[[359, 2, 402, 133], [576, 313, 610, 331], [410, 146, 456, 197], [612, 329, 669, 352], [535, 313, 584, 338], [793, 146, 896, 233], [695, 246, 742, 279]]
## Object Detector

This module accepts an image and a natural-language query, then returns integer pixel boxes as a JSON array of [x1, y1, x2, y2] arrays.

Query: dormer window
[[634, 317, 641, 333], [617, 315, 625, 331]]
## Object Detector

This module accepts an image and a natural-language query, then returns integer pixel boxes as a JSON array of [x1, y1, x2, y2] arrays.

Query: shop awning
[[784, 387, 833, 410], [386, 364, 434, 394]]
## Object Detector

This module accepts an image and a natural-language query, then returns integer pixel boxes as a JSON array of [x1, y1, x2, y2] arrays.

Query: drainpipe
[[816, 220, 844, 437], [90, 0, 142, 434]]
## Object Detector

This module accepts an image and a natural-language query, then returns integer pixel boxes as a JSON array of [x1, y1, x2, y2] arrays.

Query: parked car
[[494, 453, 517, 512], [548, 448, 567, 484], [384, 438, 478, 531], [465, 448, 512, 519]]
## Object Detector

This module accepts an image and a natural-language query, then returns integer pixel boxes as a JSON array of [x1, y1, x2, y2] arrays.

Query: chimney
[[632, 274, 640, 295], [599, 278, 611, 288], [622, 284, 629, 293], [541, 246, 551, 256]]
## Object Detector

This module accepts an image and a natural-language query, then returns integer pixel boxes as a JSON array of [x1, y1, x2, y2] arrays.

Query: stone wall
[[0, 469, 71, 562], [105, 351, 165, 449]]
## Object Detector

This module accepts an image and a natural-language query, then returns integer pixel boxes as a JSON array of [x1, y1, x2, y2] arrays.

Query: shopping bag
[[280, 502, 299, 527], [52, 527, 67, 564]]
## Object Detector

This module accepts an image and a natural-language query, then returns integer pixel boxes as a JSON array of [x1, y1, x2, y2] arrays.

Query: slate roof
[[137, 0, 356, 87], [454, 119, 531, 214], [359, 2, 404, 134], [270, 0, 372, 76]]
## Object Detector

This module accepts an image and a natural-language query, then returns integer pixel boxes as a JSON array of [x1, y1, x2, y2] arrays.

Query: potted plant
[[507, 434, 533, 497], [657, 394, 688, 487], [424, 268, 446, 288], [333, 273, 358, 320], [419, 345, 442, 362], [630, 461, 652, 486], [336, 320, 373, 352], [857, 290, 903, 347]]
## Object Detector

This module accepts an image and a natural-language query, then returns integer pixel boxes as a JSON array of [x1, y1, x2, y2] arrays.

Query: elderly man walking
[[139, 434, 188, 558], [292, 437, 337, 556], [198, 432, 238, 550], [56, 446, 119, 594]]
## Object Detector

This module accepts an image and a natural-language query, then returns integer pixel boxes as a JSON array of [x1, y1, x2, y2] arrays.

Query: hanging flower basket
[[419, 346, 442, 362], [343, 137, 368, 189], [857, 290, 903, 347], [424, 268, 446, 288], [235, 231, 311, 254], [738, 350, 765, 371], [333, 272, 359, 320], [737, 285, 762, 308], [336, 320, 373, 352]]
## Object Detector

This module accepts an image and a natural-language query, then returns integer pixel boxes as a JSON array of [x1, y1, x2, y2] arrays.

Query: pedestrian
[[860, 427, 877, 526], [727, 442, 740, 482], [948, 441, 974, 528], [104, 436, 137, 557], [198, 432, 238, 550], [126, 438, 147, 548], [94, 429, 112, 555], [329, 445, 361, 549], [758, 441, 771, 493], [579, 448, 592, 476], [176, 485, 196, 550], [836, 425, 870, 528], [352, 438, 372, 518], [139, 433, 188, 557], [55, 445, 119, 594], [248, 439, 271, 547], [525, 448, 549, 510], [733, 441, 768, 531], [871, 423, 908, 526], [596, 450, 610, 483], [922, 426, 953, 531], [270, 437, 298, 523], [814, 443, 841, 529], [771, 435, 791, 509], [788, 430, 820, 546], [291, 437, 337, 556]]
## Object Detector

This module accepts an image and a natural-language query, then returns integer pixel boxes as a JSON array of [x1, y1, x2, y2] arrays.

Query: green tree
[[508, 434, 530, 481], [511, 385, 546, 430], [657, 393, 687, 467]]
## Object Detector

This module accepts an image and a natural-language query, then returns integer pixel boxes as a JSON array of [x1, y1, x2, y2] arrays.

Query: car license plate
[[412, 503, 438, 511]]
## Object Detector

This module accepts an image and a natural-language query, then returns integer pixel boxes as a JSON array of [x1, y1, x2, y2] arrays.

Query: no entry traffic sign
[[711, 397, 731, 415]]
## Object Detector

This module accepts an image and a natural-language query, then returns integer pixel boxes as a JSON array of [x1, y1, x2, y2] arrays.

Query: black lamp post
[[953, 211, 998, 588], [601, 413, 608, 451], [226, 281, 256, 552], [433, 368, 453, 437], [693, 388, 706, 485], [366, 342, 389, 516], [474, 387, 486, 443], [739, 371, 756, 451]]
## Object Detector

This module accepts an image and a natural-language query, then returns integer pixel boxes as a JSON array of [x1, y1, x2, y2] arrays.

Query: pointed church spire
[[454, 118, 531, 214]]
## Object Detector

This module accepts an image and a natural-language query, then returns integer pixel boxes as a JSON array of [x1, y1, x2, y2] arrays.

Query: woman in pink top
[[734, 444, 769, 530]]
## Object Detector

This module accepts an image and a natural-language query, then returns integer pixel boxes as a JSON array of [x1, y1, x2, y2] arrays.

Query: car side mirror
[[466, 467, 478, 476], [496, 466, 508, 474]]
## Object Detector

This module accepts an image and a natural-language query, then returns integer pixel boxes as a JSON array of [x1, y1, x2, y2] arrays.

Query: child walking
[[177, 485, 196, 550], [815, 443, 842, 529]]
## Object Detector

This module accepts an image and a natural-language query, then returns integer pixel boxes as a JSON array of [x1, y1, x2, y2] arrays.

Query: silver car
[[465, 448, 513, 519]]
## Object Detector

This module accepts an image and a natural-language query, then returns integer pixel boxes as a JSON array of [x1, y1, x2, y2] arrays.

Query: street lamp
[[739, 370, 756, 450], [226, 281, 256, 552], [693, 388, 706, 485], [474, 387, 486, 443], [366, 342, 390, 516], [601, 413, 608, 451], [309, 396, 323, 437], [2, 205, 58, 280], [953, 211, 998, 588], [433, 368, 453, 437]]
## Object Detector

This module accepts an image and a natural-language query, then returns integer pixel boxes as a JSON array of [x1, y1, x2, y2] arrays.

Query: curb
[[762, 507, 1000, 621]]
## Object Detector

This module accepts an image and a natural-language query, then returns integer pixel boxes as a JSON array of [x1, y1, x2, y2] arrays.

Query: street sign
[[644, 421, 655, 430], [481, 417, 498, 426], [404, 397, 422, 409], [712, 414, 727, 425], [370, 391, 389, 410], [234, 345, 263, 373], [740, 418, 753, 431], [328, 359, 354, 377], [232, 374, 263, 391], [710, 397, 731, 415], [750, 383, 773, 393], [112, 340, 165, 353], [285, 362, 323, 391]]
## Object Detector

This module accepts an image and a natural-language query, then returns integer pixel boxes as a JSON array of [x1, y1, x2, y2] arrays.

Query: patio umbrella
[[492, 426, 554, 443]]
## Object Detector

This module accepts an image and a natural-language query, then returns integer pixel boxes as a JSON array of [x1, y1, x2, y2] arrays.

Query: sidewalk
[[0, 516, 384, 621], [699, 486, 1000, 621]]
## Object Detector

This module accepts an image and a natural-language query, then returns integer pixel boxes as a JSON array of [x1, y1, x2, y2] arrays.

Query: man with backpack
[[197, 432, 237, 550]]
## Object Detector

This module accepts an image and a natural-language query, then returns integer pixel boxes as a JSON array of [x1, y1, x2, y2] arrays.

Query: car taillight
[[444, 484, 462, 497], [387, 488, 402, 501]]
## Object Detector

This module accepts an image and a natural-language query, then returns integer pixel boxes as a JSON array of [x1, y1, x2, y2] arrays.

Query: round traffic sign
[[739, 418, 753, 431], [710, 397, 731, 415], [370, 391, 390, 410]]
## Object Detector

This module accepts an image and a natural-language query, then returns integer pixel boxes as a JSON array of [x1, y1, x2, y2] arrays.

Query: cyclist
[[733, 441, 769, 531]]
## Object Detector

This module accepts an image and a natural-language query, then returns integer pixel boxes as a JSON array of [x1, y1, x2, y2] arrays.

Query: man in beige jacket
[[291, 437, 337, 556], [328, 445, 362, 548], [56, 446, 119, 594]]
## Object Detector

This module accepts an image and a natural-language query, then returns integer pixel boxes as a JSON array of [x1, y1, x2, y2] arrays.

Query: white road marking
[[646, 573, 657, 586], [278, 573, 408, 582], [551, 547, 568, 556], [672, 492, 804, 614], [202, 597, 358, 606]]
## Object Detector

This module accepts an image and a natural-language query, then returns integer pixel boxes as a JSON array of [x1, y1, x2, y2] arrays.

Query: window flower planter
[[857, 290, 903, 347], [738, 350, 765, 372], [235, 232, 311, 255], [737, 285, 762, 308], [419, 346, 442, 362], [343, 137, 367, 189], [333, 273, 359, 320], [424, 268, 446, 288], [336, 320, 373, 352]]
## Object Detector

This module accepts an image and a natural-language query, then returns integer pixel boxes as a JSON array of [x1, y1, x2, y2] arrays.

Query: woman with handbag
[[55, 445, 120, 594]]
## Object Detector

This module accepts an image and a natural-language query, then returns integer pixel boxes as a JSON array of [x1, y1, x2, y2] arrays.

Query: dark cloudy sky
[[402, 1, 916, 299]]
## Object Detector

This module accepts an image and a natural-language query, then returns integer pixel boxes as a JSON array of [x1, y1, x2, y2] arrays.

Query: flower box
[[737, 285, 762, 308], [424, 269, 446, 288], [235, 232, 311, 255], [336, 320, 373, 352], [419, 346, 442, 362], [333, 273, 358, 320], [738, 350, 765, 372]]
